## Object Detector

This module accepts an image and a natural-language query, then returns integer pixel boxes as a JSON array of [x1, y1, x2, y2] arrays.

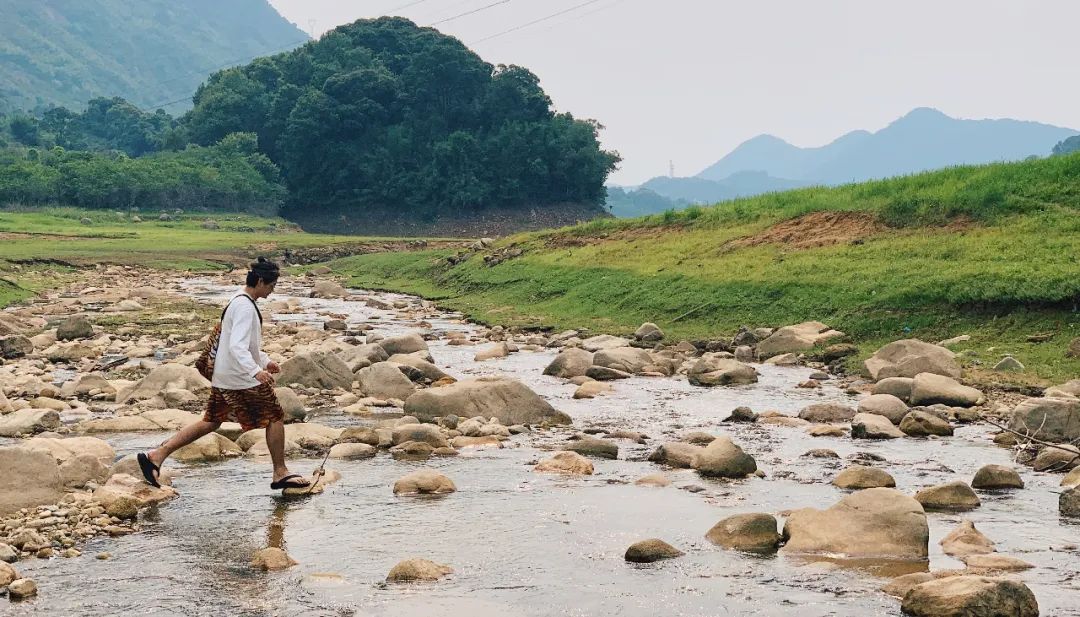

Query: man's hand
[[266, 361, 280, 374], [255, 370, 275, 386]]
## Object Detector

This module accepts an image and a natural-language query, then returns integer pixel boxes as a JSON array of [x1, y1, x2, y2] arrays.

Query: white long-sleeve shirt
[[211, 292, 270, 390]]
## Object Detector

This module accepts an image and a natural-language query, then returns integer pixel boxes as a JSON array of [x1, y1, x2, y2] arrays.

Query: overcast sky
[[268, 0, 1080, 185]]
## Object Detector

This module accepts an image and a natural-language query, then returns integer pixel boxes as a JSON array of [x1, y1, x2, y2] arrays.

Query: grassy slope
[[328, 155, 1080, 384]]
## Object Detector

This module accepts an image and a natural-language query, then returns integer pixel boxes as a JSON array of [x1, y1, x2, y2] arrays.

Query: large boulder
[[634, 322, 664, 342], [173, 433, 243, 462], [872, 377, 915, 402], [565, 437, 618, 460], [581, 335, 630, 352], [391, 424, 449, 449], [378, 333, 428, 356], [1031, 444, 1079, 472], [914, 481, 981, 512], [687, 355, 758, 387], [22, 436, 115, 467], [56, 316, 94, 340], [0, 335, 32, 359], [543, 348, 594, 378], [356, 363, 416, 400], [92, 473, 178, 509], [864, 339, 961, 380], [0, 408, 60, 437], [939, 520, 994, 556], [624, 538, 683, 563], [274, 387, 306, 421], [0, 446, 64, 516], [342, 343, 390, 371], [910, 373, 983, 407], [857, 394, 910, 424], [593, 347, 654, 374], [277, 352, 354, 390], [780, 488, 929, 560], [1062, 486, 1080, 517], [833, 465, 896, 489], [695, 436, 756, 478], [756, 321, 845, 358], [309, 280, 349, 299], [118, 363, 210, 404], [386, 558, 452, 583], [851, 413, 905, 439], [705, 513, 780, 553], [1009, 396, 1080, 443], [971, 465, 1023, 490], [797, 403, 856, 423], [473, 342, 510, 361], [387, 354, 451, 382], [404, 376, 571, 426], [900, 410, 955, 437], [900, 576, 1039, 617]]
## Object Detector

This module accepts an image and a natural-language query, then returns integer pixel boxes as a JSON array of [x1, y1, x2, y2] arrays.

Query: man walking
[[138, 257, 310, 491]]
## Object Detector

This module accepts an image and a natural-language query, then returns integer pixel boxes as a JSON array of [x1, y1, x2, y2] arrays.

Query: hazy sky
[[268, 0, 1080, 185]]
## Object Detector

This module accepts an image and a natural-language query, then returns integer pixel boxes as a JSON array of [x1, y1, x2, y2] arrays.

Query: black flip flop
[[137, 452, 161, 488], [270, 474, 310, 490]]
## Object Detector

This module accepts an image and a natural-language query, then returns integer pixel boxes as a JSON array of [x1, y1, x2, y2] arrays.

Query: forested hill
[[0, 0, 307, 113], [183, 17, 619, 232]]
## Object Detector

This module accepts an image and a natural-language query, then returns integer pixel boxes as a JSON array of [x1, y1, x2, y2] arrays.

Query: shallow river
[[6, 279, 1079, 616]]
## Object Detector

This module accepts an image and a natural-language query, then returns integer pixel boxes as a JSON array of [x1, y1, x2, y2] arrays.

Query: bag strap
[[220, 294, 263, 324]]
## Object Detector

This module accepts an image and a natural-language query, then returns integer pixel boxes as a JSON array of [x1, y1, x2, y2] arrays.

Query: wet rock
[[648, 443, 704, 468], [0, 408, 60, 437], [1060, 485, 1080, 517], [391, 424, 449, 449], [781, 488, 929, 560], [585, 366, 632, 381], [390, 441, 434, 460], [386, 558, 452, 583], [328, 442, 377, 459], [105, 496, 140, 521], [57, 316, 94, 341], [705, 513, 780, 553], [310, 280, 349, 299], [695, 436, 756, 478], [724, 406, 757, 423], [851, 413, 905, 439], [1032, 444, 1079, 472], [93, 473, 179, 508], [0, 446, 63, 516], [173, 433, 242, 463], [543, 348, 594, 378], [565, 437, 618, 459], [857, 394, 909, 424], [882, 572, 941, 599], [404, 376, 571, 426], [634, 322, 664, 342], [915, 481, 980, 512], [624, 538, 683, 563], [803, 448, 840, 458], [687, 356, 758, 387], [0, 335, 32, 359], [8, 529, 48, 552], [756, 321, 844, 359], [0, 543, 16, 563], [961, 554, 1034, 572], [798, 403, 856, 423], [0, 562, 17, 586], [763, 353, 798, 366], [535, 451, 594, 475], [635, 473, 671, 487], [1009, 396, 1080, 443], [833, 465, 896, 489], [7, 577, 37, 599], [393, 470, 456, 495], [900, 576, 1038, 617], [940, 520, 994, 556], [864, 339, 961, 380], [971, 465, 1023, 490], [251, 547, 297, 571], [593, 347, 653, 374], [900, 411, 955, 437], [573, 380, 612, 399], [910, 373, 983, 408], [806, 424, 847, 437], [277, 352, 353, 390]]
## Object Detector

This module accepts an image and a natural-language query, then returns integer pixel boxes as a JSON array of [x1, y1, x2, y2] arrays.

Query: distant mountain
[[605, 186, 688, 218], [697, 108, 1078, 185], [642, 171, 808, 205], [0, 0, 308, 113]]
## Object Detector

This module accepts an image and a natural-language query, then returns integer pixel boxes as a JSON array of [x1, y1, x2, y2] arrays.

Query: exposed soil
[[734, 211, 887, 249]]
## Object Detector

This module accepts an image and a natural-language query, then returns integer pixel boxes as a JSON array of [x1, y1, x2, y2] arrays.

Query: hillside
[[0, 0, 307, 112], [322, 153, 1080, 384], [637, 171, 809, 208], [696, 108, 1077, 184]]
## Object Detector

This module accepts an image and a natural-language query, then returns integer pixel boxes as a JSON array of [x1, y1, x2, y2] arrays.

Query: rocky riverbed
[[0, 266, 1078, 616]]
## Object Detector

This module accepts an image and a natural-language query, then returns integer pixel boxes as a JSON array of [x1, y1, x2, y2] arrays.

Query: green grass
[[328, 155, 1080, 385]]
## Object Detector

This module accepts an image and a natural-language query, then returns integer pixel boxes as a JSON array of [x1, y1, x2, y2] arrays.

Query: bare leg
[[265, 419, 294, 483], [146, 420, 221, 471]]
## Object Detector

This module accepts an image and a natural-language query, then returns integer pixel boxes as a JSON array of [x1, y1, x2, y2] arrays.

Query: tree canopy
[[1053, 135, 1080, 156], [182, 17, 620, 218]]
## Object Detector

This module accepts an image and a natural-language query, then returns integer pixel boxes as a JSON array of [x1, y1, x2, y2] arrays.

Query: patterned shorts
[[203, 383, 284, 432]]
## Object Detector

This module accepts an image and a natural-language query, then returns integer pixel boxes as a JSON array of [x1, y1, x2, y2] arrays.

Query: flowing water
[[6, 279, 1079, 616]]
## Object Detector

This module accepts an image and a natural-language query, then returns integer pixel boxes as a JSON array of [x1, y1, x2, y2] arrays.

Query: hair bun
[[257, 256, 268, 263]]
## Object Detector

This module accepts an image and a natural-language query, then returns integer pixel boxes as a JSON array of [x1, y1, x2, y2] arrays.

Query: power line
[[473, 0, 606, 43], [386, 0, 431, 14], [431, 0, 512, 26]]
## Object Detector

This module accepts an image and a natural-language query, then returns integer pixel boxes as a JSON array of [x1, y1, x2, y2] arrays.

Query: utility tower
[[669, 160, 675, 178]]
